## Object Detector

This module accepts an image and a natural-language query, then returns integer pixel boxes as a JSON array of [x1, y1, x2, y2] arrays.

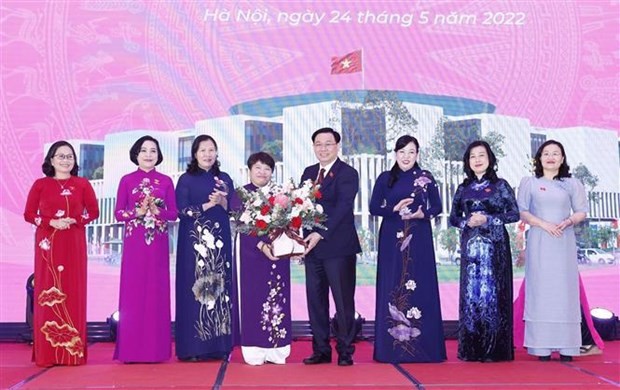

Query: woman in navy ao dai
[[175, 135, 235, 361], [370, 135, 446, 363], [449, 141, 519, 362]]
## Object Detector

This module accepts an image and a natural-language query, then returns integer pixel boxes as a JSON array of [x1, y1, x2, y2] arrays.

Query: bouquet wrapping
[[271, 228, 306, 257]]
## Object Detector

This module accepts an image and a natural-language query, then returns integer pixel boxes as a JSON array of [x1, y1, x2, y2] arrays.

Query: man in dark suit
[[300, 127, 361, 366]]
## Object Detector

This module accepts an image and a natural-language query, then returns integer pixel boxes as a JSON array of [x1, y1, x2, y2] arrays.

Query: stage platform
[[1, 339, 618, 389]]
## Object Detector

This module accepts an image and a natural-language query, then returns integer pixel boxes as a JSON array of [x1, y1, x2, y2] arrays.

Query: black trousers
[[304, 254, 357, 357]]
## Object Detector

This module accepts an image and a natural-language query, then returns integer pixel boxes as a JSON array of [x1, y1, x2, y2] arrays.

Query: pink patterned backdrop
[[1, 1, 618, 322]]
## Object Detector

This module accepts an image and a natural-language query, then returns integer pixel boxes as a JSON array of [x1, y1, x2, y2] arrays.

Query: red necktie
[[317, 168, 325, 185]]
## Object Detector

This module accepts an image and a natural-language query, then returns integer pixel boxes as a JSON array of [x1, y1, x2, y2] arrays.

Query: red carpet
[[0, 340, 618, 389], [0, 343, 43, 389], [400, 342, 619, 388]]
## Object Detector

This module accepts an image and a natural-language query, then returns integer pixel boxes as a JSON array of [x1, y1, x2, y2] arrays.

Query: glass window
[[178, 136, 193, 171], [341, 107, 387, 155], [530, 133, 547, 158], [443, 119, 482, 161], [245, 120, 283, 162], [79, 144, 104, 179]]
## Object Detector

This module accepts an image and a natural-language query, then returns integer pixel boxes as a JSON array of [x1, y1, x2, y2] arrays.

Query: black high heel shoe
[[560, 354, 573, 362]]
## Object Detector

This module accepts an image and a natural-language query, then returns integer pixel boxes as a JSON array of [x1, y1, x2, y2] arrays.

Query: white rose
[[202, 230, 215, 249], [239, 211, 252, 224], [193, 243, 207, 258], [405, 280, 417, 291], [407, 307, 422, 319]]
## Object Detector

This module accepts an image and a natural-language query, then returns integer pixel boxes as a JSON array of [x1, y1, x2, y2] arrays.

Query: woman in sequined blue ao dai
[[449, 141, 519, 362]]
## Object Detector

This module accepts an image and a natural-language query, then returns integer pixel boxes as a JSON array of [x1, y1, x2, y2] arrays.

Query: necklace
[[54, 177, 73, 196]]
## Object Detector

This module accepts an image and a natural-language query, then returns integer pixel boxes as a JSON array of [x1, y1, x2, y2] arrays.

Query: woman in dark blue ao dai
[[449, 140, 519, 362]]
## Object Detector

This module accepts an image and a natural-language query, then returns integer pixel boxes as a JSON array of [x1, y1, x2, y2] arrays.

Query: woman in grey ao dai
[[517, 140, 587, 362]]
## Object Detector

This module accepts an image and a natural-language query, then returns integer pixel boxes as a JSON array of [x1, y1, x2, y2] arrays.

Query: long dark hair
[[42, 141, 79, 177], [187, 134, 221, 176], [129, 135, 163, 166], [388, 135, 420, 188], [462, 140, 499, 185], [534, 140, 571, 179]]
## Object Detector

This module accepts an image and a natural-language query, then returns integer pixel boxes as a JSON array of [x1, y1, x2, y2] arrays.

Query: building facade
[[51, 91, 619, 257]]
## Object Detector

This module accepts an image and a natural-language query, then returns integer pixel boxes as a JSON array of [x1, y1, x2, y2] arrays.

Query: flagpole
[[361, 48, 365, 90]]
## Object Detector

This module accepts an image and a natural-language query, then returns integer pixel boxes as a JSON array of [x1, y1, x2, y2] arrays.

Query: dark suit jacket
[[301, 158, 362, 259]]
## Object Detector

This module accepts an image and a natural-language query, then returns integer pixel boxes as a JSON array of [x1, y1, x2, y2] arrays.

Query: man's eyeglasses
[[54, 154, 75, 161]]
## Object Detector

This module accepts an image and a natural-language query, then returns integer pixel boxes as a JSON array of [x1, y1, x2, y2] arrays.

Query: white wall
[[402, 102, 444, 152], [479, 114, 532, 188], [102, 130, 180, 198], [196, 115, 283, 186], [282, 102, 335, 182], [543, 127, 619, 192]]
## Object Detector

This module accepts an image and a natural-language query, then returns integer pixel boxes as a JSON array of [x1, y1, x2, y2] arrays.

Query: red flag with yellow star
[[330, 50, 362, 74]]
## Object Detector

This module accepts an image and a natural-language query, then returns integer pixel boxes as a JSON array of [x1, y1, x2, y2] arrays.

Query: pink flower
[[414, 175, 432, 187], [273, 194, 289, 208], [39, 238, 51, 251]]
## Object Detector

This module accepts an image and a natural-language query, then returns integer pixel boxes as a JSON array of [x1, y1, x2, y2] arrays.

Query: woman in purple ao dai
[[113, 135, 178, 363], [232, 152, 292, 365]]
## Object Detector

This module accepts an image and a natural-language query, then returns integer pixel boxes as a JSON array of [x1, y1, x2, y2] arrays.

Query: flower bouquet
[[126, 178, 168, 245], [234, 179, 327, 258]]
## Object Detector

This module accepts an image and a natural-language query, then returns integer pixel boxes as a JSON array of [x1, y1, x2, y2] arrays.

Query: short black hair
[[129, 135, 163, 166], [311, 127, 341, 144], [42, 140, 80, 177], [247, 151, 275, 170], [533, 139, 571, 180], [187, 134, 221, 176], [462, 140, 499, 184]]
